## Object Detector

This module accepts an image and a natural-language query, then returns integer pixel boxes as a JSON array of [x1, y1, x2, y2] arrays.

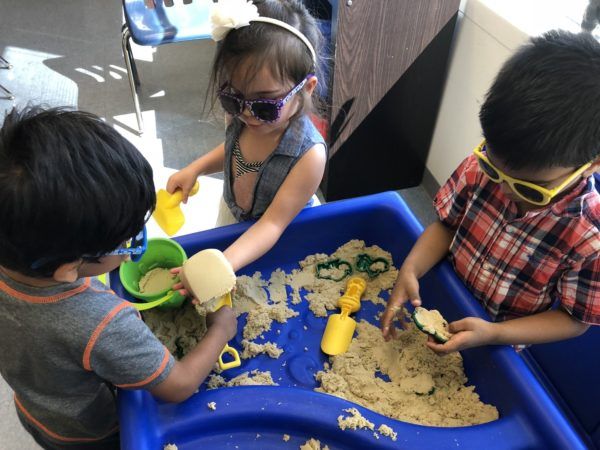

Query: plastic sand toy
[[412, 306, 453, 343], [320, 276, 367, 355], [153, 181, 199, 236], [181, 249, 241, 370]]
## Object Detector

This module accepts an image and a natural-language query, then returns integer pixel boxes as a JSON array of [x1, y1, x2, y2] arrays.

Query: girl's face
[[227, 64, 316, 136]]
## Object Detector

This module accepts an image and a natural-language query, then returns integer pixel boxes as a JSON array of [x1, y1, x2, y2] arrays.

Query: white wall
[[426, 0, 591, 186]]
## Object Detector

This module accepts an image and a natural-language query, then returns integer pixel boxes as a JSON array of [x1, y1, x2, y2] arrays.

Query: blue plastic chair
[[121, 0, 214, 133]]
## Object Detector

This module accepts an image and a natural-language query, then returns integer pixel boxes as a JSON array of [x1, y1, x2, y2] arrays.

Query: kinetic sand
[[143, 240, 498, 427], [138, 267, 176, 294], [300, 438, 330, 450]]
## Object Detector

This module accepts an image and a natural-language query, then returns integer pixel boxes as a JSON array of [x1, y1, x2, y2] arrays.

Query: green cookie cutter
[[315, 258, 353, 281], [355, 253, 390, 278]]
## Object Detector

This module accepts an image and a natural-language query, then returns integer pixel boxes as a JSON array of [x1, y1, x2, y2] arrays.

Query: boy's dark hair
[[480, 30, 600, 170], [0, 107, 155, 278], [207, 0, 324, 117]]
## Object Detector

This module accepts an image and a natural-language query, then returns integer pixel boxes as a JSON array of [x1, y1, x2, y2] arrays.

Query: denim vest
[[223, 114, 326, 221]]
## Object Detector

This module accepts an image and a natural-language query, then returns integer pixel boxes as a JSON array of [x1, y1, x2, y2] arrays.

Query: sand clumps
[[299, 438, 330, 450], [286, 240, 397, 316], [230, 272, 298, 340], [337, 408, 374, 431], [337, 408, 397, 442], [207, 369, 278, 389], [241, 339, 283, 359], [316, 319, 498, 426], [138, 267, 176, 294], [143, 302, 207, 359], [143, 239, 498, 430]]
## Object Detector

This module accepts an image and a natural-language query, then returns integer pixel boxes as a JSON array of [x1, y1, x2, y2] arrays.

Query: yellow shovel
[[181, 249, 241, 371], [153, 181, 200, 236], [320, 276, 367, 356]]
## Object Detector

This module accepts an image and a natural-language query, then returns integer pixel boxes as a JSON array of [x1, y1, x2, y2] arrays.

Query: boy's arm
[[149, 307, 237, 403], [223, 144, 326, 272], [427, 309, 590, 354], [381, 220, 454, 339]]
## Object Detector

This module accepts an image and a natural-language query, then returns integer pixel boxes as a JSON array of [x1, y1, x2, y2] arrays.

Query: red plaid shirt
[[434, 154, 600, 325]]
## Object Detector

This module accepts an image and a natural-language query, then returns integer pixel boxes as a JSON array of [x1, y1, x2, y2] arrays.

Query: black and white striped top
[[233, 138, 263, 178]]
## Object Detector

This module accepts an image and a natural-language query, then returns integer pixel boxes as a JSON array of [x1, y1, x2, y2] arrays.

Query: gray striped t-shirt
[[0, 271, 173, 444]]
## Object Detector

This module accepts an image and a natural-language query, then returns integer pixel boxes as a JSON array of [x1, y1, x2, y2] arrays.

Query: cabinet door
[[329, 0, 460, 156], [323, 0, 460, 200]]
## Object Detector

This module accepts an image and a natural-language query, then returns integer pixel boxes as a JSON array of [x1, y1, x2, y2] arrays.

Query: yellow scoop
[[181, 249, 241, 371], [153, 181, 199, 236], [321, 276, 367, 355]]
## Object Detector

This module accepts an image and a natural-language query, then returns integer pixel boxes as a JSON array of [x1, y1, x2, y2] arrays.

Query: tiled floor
[[0, 1, 436, 447]]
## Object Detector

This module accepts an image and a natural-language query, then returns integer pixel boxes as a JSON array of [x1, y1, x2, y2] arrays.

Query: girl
[[167, 0, 327, 272]]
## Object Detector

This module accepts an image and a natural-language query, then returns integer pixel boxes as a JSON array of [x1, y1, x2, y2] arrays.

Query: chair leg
[[0, 56, 15, 101], [121, 27, 144, 134], [127, 40, 141, 88], [120, 24, 140, 87]]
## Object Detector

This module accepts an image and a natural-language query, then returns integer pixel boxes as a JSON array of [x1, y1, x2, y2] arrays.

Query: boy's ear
[[304, 75, 318, 96], [584, 156, 600, 177], [53, 260, 82, 283]]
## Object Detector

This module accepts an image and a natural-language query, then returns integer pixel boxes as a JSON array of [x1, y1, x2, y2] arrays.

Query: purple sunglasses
[[217, 74, 313, 123]]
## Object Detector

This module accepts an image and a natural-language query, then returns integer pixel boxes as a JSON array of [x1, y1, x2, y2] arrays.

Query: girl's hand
[[166, 167, 198, 204], [169, 267, 189, 298], [381, 267, 422, 341], [426, 317, 496, 355]]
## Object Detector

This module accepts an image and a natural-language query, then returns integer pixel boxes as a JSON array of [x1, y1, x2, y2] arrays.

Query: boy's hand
[[206, 307, 237, 341], [166, 167, 198, 204], [381, 267, 422, 341], [426, 317, 496, 355]]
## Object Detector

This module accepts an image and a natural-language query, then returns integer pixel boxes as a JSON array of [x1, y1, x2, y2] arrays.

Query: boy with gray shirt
[[0, 107, 237, 449]]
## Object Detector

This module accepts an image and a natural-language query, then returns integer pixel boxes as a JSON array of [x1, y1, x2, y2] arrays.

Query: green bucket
[[119, 238, 187, 309]]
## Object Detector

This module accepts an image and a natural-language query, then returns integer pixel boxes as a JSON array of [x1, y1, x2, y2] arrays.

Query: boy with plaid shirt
[[381, 30, 600, 353]]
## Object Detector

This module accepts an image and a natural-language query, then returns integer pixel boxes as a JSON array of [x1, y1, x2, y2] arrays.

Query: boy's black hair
[[480, 30, 600, 170], [0, 107, 155, 278]]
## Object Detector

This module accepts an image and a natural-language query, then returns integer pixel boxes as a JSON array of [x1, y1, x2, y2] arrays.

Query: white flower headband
[[210, 0, 317, 65]]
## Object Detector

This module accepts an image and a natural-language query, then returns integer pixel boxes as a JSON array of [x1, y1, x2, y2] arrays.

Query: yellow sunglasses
[[473, 141, 592, 206]]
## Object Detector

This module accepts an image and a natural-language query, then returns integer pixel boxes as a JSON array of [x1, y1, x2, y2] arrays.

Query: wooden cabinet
[[319, 0, 461, 200]]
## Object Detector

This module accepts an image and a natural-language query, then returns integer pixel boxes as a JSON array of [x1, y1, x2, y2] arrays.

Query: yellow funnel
[[153, 181, 199, 236], [321, 277, 367, 355]]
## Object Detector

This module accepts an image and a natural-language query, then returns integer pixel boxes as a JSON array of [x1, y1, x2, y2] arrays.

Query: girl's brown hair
[[206, 0, 324, 118]]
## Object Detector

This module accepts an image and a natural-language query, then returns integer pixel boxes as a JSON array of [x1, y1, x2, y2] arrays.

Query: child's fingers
[[426, 336, 458, 355], [410, 298, 422, 307], [381, 303, 404, 340], [380, 307, 396, 339], [448, 318, 472, 333], [170, 267, 182, 275], [181, 188, 190, 204], [165, 178, 179, 195]]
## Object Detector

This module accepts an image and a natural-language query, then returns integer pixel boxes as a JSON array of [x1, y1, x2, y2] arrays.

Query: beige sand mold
[[181, 249, 236, 304], [181, 248, 240, 370]]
